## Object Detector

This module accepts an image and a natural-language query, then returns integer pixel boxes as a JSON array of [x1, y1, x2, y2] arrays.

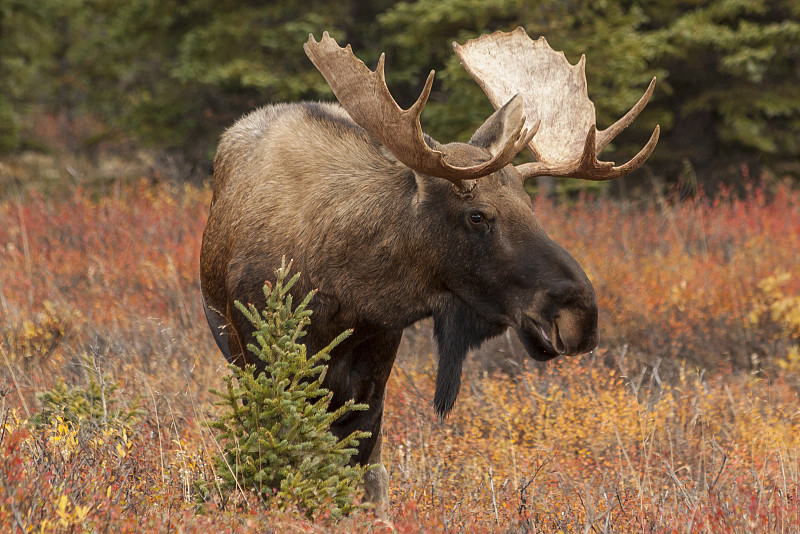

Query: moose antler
[[305, 32, 535, 182], [453, 27, 660, 181]]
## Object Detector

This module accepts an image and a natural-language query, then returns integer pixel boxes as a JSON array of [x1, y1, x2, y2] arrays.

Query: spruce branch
[[202, 259, 370, 518]]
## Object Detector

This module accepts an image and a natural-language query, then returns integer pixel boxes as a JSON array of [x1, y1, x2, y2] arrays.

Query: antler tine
[[305, 32, 531, 182], [596, 77, 657, 152], [409, 69, 436, 120], [579, 125, 612, 173], [375, 51, 437, 122], [601, 124, 660, 179], [517, 123, 661, 181]]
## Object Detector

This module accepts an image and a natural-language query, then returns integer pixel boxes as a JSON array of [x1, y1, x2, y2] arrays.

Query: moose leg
[[324, 329, 400, 515], [362, 394, 389, 515]]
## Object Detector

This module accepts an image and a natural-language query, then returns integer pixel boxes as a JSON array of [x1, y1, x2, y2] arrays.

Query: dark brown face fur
[[200, 101, 599, 424], [429, 164, 597, 354], [410, 140, 598, 415]]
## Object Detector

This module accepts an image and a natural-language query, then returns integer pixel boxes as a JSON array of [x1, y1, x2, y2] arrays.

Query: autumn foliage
[[0, 176, 799, 532]]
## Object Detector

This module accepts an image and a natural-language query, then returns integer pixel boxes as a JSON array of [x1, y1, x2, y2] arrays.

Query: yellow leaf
[[56, 494, 69, 516], [75, 504, 90, 521]]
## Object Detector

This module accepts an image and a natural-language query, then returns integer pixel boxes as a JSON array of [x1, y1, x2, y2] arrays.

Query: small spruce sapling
[[33, 355, 142, 431], [206, 259, 372, 517]]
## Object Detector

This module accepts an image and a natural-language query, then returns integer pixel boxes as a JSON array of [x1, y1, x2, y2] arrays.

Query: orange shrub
[[0, 178, 798, 532]]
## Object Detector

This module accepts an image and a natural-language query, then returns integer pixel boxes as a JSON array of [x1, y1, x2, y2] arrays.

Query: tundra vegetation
[[0, 176, 799, 532]]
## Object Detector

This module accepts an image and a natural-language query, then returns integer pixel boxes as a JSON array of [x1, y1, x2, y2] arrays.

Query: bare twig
[[13, 184, 34, 306], [396, 362, 430, 405], [489, 465, 499, 524], [0, 341, 30, 419], [141, 375, 166, 486]]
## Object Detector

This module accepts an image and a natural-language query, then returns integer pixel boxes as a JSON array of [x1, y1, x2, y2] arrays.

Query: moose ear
[[469, 94, 526, 156]]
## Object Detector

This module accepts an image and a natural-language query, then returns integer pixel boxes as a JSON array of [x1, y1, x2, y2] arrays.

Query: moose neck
[[301, 165, 441, 332]]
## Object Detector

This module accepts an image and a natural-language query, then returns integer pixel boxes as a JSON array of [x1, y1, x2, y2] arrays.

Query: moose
[[200, 27, 659, 510]]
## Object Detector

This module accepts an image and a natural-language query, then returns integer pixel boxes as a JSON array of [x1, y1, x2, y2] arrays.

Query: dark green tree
[[62, 0, 396, 164], [653, 0, 800, 182], [2, 0, 799, 185], [378, 0, 800, 185], [0, 1, 59, 152], [206, 260, 371, 518]]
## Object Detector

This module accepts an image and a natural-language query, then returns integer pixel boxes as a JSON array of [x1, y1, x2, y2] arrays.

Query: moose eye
[[469, 211, 484, 224]]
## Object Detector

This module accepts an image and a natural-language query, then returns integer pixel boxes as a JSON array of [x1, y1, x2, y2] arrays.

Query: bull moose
[[200, 27, 659, 509]]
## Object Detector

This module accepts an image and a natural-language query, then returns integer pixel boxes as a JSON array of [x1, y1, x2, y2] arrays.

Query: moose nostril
[[553, 319, 567, 354], [553, 313, 598, 355]]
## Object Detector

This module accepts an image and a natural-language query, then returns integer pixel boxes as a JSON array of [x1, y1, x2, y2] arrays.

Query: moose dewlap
[[200, 27, 659, 511]]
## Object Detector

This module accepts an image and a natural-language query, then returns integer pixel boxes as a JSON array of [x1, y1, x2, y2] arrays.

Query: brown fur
[[200, 100, 599, 510]]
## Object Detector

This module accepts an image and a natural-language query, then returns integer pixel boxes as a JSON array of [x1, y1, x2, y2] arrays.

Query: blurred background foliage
[[1, 0, 799, 187]]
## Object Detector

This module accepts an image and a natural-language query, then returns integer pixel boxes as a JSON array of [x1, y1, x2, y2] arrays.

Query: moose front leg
[[329, 387, 391, 515], [324, 328, 400, 515], [362, 401, 389, 515]]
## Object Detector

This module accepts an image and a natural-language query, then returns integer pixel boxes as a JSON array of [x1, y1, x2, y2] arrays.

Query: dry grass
[[0, 175, 798, 532]]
